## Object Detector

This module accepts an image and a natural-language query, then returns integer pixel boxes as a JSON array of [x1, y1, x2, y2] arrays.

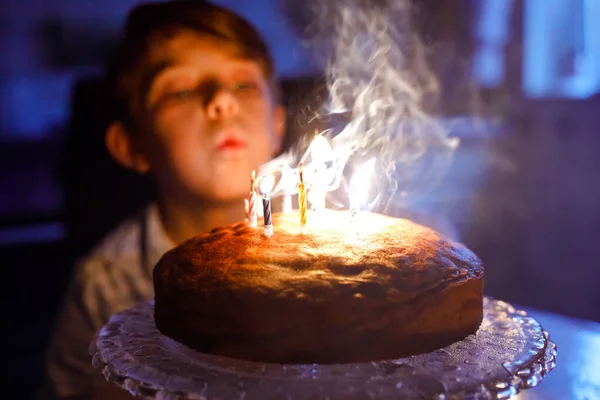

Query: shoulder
[[73, 206, 156, 318], [45, 207, 157, 397], [86, 207, 147, 263], [73, 213, 140, 292]]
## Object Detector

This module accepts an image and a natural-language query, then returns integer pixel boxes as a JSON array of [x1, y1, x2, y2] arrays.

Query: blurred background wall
[[1, 0, 599, 398]]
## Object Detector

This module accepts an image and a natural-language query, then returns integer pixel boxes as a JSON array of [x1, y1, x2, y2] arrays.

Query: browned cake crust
[[154, 210, 484, 364]]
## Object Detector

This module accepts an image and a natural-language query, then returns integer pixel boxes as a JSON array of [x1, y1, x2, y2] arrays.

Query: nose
[[205, 87, 239, 120]]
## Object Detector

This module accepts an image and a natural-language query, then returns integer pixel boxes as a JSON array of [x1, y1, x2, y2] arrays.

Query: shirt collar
[[144, 203, 176, 273]]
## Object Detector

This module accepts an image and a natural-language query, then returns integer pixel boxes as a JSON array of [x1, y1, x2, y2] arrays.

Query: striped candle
[[262, 194, 273, 237], [258, 174, 275, 237], [247, 171, 258, 227]]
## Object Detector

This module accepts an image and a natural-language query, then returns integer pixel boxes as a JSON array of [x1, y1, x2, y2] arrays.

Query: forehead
[[147, 30, 263, 77]]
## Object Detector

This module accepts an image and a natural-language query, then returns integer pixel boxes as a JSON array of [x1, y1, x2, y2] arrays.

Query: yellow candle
[[298, 163, 307, 226]]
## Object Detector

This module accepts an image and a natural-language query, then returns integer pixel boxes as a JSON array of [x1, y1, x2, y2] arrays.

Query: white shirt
[[45, 204, 174, 398]]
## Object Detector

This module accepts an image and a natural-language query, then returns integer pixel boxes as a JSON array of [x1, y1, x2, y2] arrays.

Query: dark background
[[1, 0, 599, 398]]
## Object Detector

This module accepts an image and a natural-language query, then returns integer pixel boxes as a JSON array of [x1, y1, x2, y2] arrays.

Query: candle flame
[[259, 174, 276, 195], [308, 134, 333, 164], [350, 158, 376, 209], [280, 164, 297, 195], [252, 0, 461, 215]]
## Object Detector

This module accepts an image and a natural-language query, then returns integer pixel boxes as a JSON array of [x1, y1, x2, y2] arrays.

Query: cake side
[[155, 274, 483, 363], [154, 210, 484, 363]]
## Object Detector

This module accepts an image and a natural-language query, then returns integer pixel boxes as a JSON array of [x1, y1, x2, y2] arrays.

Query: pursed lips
[[215, 132, 247, 151]]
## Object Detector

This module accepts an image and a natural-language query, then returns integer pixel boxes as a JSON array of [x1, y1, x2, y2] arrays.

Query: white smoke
[[260, 0, 459, 214]]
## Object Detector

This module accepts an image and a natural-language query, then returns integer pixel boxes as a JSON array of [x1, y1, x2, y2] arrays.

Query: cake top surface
[[154, 210, 483, 305]]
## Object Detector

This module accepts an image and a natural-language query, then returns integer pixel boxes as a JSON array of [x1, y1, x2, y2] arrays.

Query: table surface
[[514, 306, 600, 400]]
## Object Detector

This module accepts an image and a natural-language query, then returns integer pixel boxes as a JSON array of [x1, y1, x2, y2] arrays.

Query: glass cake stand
[[90, 297, 557, 399]]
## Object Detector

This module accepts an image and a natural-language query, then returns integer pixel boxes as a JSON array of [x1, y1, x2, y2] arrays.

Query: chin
[[192, 173, 249, 203], [205, 186, 247, 204]]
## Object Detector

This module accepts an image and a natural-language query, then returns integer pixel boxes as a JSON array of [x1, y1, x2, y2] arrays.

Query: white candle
[[349, 158, 376, 221], [305, 134, 332, 213], [281, 164, 294, 214], [308, 183, 326, 212], [282, 194, 293, 214]]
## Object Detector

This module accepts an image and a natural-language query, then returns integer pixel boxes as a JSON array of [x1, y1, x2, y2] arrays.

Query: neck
[[157, 195, 246, 245]]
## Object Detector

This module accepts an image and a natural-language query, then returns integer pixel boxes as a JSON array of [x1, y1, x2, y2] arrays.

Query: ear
[[274, 105, 286, 138], [271, 105, 286, 156], [105, 122, 151, 174]]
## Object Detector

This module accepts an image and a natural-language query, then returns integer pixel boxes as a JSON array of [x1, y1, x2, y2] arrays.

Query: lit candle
[[281, 164, 294, 214], [308, 184, 326, 212], [282, 194, 293, 214], [309, 134, 333, 164], [349, 158, 376, 221], [349, 179, 358, 220], [298, 162, 307, 226], [247, 170, 258, 227], [260, 175, 275, 237], [306, 133, 332, 212]]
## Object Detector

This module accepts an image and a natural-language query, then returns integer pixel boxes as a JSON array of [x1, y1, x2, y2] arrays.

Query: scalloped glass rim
[[91, 297, 557, 399]]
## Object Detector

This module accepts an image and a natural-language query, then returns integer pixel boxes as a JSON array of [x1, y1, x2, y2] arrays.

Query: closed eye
[[164, 89, 197, 100], [234, 81, 259, 92]]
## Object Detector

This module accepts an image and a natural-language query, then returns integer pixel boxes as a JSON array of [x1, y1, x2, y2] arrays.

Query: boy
[[44, 1, 285, 398]]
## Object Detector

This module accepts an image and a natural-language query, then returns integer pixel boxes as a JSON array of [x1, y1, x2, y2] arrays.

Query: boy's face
[[136, 31, 284, 203]]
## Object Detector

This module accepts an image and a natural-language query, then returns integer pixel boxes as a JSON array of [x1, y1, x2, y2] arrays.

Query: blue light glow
[[523, 0, 600, 98], [472, 0, 513, 88]]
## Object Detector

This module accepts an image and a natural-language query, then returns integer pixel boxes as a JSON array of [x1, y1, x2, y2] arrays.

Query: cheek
[[245, 106, 279, 157], [147, 112, 209, 167], [154, 106, 204, 135]]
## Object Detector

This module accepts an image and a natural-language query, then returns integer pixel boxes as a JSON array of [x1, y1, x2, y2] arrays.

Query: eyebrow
[[140, 60, 175, 102]]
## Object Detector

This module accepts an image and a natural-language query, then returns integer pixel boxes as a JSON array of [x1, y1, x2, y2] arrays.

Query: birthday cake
[[153, 210, 484, 364]]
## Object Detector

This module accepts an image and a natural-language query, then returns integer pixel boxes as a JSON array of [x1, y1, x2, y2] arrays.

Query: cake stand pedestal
[[90, 297, 557, 399]]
